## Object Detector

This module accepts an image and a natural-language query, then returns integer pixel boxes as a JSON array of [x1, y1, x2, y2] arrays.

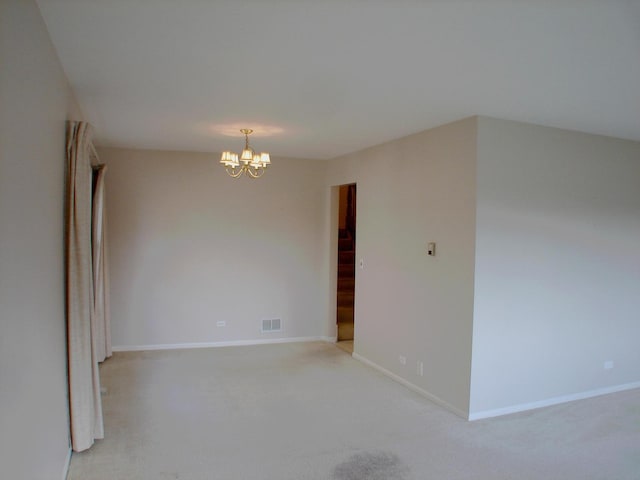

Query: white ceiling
[[37, 0, 640, 159]]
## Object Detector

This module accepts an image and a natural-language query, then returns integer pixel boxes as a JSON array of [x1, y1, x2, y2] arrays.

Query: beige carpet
[[67, 342, 640, 480]]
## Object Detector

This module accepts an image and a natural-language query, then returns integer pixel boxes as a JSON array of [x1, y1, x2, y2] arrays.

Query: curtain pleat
[[66, 121, 104, 452], [92, 165, 112, 362]]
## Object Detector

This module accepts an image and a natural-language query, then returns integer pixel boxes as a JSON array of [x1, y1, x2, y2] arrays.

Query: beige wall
[[325, 116, 640, 419], [0, 0, 81, 477], [100, 147, 329, 348], [471, 117, 640, 417], [325, 118, 478, 415]]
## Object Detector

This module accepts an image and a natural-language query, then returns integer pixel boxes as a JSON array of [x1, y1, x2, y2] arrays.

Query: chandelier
[[220, 128, 271, 178]]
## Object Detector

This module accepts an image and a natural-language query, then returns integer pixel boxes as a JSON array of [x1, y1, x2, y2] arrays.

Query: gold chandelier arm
[[247, 166, 265, 178], [225, 165, 245, 178]]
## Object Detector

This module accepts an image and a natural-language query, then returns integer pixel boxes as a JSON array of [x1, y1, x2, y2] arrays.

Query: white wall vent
[[261, 318, 282, 333]]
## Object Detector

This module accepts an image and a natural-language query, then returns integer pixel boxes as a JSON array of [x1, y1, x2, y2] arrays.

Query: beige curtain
[[92, 164, 112, 362], [66, 121, 104, 452]]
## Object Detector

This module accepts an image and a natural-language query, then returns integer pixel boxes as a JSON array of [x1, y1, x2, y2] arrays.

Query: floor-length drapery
[[66, 121, 104, 452], [92, 164, 112, 362]]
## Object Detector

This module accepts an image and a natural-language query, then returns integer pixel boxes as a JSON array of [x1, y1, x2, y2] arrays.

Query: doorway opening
[[336, 184, 356, 353]]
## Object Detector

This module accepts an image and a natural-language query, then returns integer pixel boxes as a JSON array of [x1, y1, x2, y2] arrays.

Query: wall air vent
[[261, 318, 282, 333]]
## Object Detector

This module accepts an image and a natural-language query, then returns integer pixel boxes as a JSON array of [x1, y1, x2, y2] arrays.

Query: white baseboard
[[61, 447, 71, 480], [468, 380, 640, 421], [112, 336, 336, 352], [352, 352, 468, 419]]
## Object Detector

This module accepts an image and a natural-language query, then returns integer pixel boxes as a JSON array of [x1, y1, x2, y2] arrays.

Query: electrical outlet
[[216, 321, 226, 327], [417, 361, 424, 376], [399, 355, 407, 365], [604, 360, 614, 370]]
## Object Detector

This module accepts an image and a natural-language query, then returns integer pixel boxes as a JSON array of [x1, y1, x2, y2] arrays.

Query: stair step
[[337, 292, 354, 307], [339, 238, 353, 250], [338, 277, 355, 290], [338, 264, 355, 277], [339, 251, 354, 264]]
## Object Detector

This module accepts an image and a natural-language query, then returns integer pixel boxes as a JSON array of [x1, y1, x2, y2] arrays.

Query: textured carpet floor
[[67, 342, 640, 480]]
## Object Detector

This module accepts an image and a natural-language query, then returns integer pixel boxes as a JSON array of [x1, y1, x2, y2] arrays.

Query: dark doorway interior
[[336, 184, 356, 344]]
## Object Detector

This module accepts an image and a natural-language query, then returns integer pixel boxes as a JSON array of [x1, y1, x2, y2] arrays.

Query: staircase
[[337, 228, 355, 341]]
